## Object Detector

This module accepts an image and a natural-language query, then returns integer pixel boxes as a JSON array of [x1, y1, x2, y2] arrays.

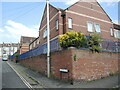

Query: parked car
[[2, 54, 8, 61]]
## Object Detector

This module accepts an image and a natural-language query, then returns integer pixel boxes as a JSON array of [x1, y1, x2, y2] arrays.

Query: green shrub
[[87, 33, 102, 52], [15, 53, 20, 63], [59, 31, 102, 53]]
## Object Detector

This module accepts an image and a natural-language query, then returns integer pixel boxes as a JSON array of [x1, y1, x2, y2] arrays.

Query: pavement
[[7, 60, 119, 89]]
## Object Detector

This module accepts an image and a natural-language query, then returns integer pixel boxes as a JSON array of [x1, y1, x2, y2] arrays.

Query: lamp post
[[46, 0, 50, 78]]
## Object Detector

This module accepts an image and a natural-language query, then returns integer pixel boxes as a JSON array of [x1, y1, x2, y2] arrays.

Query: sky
[[0, 0, 119, 56], [0, 0, 119, 43]]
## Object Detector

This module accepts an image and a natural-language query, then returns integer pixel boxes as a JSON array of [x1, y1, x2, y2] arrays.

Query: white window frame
[[114, 30, 117, 38], [30, 44, 32, 50], [118, 30, 120, 39], [68, 18, 72, 29], [56, 20, 59, 31], [87, 22, 94, 32], [114, 30, 120, 39], [43, 29, 47, 38], [94, 23, 101, 33], [110, 27, 113, 36], [33, 41, 36, 47]]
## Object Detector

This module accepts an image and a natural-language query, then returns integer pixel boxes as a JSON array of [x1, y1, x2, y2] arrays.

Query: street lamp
[[46, 0, 50, 78]]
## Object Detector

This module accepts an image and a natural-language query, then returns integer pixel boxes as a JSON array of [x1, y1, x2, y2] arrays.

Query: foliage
[[59, 31, 87, 48], [87, 33, 102, 52], [15, 53, 20, 60], [73, 54, 77, 61], [59, 31, 102, 53]]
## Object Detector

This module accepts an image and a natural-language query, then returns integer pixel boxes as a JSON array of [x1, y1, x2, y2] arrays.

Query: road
[[2, 60, 28, 89], [0, 58, 2, 90]]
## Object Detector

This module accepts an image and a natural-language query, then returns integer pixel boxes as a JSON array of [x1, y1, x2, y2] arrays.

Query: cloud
[[0, 20, 38, 43], [97, 0, 119, 3], [65, 0, 79, 5], [0, 29, 4, 32]]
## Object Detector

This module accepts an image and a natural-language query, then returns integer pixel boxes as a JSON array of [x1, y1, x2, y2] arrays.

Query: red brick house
[[19, 36, 36, 54], [15, 0, 120, 81], [29, 0, 120, 52]]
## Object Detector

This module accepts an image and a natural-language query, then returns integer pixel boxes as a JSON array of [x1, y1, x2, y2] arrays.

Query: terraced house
[[29, 0, 120, 53]]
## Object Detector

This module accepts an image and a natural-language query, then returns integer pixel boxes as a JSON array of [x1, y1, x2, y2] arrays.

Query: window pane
[[43, 29, 47, 38], [34, 42, 36, 47], [56, 20, 58, 30], [110, 27, 113, 36], [30, 45, 32, 50], [87, 22, 93, 32], [68, 18, 72, 29], [114, 30, 118, 38], [118, 31, 120, 39], [95, 24, 101, 32]]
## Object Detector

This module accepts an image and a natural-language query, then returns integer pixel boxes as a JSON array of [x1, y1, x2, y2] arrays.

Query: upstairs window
[[33, 42, 36, 47], [87, 22, 93, 32], [110, 27, 113, 36], [95, 23, 101, 33], [68, 18, 72, 29], [37, 38, 39, 44], [118, 31, 120, 39], [43, 29, 47, 38], [114, 30, 120, 39], [56, 20, 59, 31]]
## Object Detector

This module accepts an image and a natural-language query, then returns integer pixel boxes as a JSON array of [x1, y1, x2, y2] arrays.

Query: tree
[[15, 53, 20, 63]]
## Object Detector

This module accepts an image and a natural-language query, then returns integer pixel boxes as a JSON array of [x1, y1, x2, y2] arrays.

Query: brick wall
[[71, 49, 119, 81], [20, 54, 47, 74], [50, 49, 73, 80], [19, 48, 119, 81]]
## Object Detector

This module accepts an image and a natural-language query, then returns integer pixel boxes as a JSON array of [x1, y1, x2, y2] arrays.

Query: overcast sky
[[0, 0, 119, 56]]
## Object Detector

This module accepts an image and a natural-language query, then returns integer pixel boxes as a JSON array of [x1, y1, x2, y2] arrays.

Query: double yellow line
[[7, 62, 34, 90]]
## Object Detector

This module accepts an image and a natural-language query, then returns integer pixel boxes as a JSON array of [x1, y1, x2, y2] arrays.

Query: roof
[[65, 0, 112, 21], [29, 37, 39, 45], [20, 36, 36, 44], [113, 23, 120, 30]]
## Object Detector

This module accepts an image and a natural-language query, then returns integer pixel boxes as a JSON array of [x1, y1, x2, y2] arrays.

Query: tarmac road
[[2, 60, 28, 89]]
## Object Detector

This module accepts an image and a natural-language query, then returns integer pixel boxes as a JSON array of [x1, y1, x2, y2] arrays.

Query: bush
[[15, 53, 20, 63], [59, 31, 102, 53], [87, 33, 102, 52], [59, 31, 87, 48]]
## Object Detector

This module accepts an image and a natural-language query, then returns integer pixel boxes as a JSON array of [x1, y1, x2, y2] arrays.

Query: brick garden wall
[[71, 49, 119, 81], [19, 49, 73, 80], [19, 48, 119, 81], [20, 54, 47, 74]]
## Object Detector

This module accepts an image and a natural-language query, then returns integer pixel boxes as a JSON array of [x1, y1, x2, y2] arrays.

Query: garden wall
[[71, 49, 119, 81], [19, 48, 119, 81]]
